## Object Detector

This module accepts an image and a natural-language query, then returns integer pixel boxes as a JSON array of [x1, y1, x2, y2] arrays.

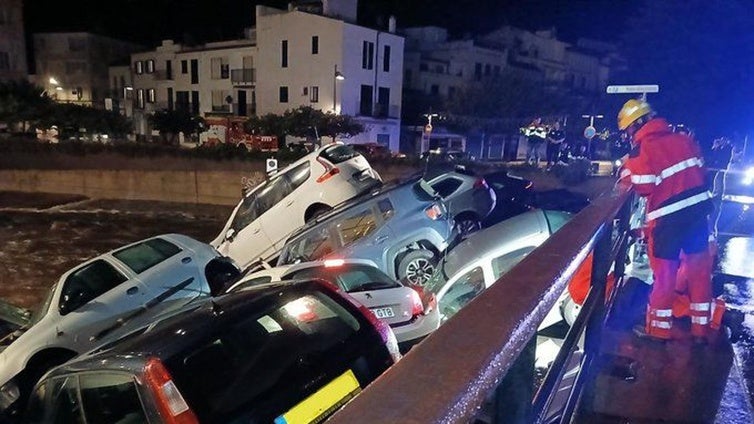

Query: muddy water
[[0, 195, 230, 310]]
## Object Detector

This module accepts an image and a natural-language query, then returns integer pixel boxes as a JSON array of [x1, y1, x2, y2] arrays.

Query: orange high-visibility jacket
[[618, 118, 710, 222]]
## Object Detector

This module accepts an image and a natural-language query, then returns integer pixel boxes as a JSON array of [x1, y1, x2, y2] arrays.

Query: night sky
[[22, 0, 634, 47]]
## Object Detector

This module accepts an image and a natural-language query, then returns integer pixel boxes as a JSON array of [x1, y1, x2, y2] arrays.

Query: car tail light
[[316, 157, 341, 183], [144, 357, 199, 424], [408, 284, 436, 314], [473, 178, 489, 190], [323, 258, 345, 268], [425, 203, 444, 220], [410, 288, 424, 316]]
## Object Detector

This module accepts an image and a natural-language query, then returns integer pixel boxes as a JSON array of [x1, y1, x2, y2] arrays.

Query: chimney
[[388, 15, 396, 33]]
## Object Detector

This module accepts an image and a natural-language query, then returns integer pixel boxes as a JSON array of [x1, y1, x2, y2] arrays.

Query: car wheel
[[455, 215, 481, 238], [398, 250, 437, 286], [305, 205, 332, 223]]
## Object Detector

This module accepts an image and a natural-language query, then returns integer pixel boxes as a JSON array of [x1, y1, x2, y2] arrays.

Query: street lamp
[[333, 64, 345, 114], [581, 114, 604, 159]]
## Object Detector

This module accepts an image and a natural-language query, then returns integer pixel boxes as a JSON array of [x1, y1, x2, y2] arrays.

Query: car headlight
[[743, 167, 754, 185], [0, 380, 19, 411]]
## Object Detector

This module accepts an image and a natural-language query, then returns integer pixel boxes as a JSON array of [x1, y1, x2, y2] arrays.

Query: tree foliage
[[0, 80, 54, 130], [244, 106, 364, 143], [148, 110, 204, 145], [618, 0, 754, 141]]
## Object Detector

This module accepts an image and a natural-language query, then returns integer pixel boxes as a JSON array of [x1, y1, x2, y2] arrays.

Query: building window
[[448, 86, 456, 97], [474, 63, 482, 80], [377, 87, 389, 118], [147, 88, 156, 103], [146, 60, 155, 73], [137, 89, 145, 109], [359, 84, 373, 116], [493, 65, 500, 76], [484, 64, 491, 76], [134, 61, 143, 74], [167, 87, 174, 110], [279, 86, 289, 103], [383, 45, 391, 72], [362, 41, 374, 70], [68, 37, 86, 52], [166, 60, 172, 79], [312, 36, 319, 54], [181, 60, 188, 74], [281, 40, 288, 68], [0, 52, 9, 71], [190, 59, 198, 84], [310, 86, 319, 103], [211, 57, 230, 79]]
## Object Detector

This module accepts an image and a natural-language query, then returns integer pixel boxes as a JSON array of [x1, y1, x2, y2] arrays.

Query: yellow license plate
[[274, 369, 362, 424]]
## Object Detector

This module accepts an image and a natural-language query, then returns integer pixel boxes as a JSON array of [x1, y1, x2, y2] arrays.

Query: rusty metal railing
[[327, 187, 634, 424]]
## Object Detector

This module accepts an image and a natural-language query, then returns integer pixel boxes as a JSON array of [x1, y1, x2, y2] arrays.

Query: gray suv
[[277, 176, 457, 285]]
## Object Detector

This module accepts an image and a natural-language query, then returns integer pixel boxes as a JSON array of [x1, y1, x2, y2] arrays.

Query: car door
[[333, 200, 395, 269], [111, 237, 206, 315], [221, 189, 275, 269], [430, 175, 465, 216], [56, 258, 147, 350], [259, 162, 310, 252]]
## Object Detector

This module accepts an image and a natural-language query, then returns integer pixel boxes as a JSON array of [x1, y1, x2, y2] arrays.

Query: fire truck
[[199, 116, 278, 151]]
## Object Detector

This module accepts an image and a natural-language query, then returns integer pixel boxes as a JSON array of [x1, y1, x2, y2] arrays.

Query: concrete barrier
[[0, 166, 416, 206]]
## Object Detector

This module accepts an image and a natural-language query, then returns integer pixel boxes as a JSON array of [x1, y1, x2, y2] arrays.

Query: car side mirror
[[225, 228, 236, 242]]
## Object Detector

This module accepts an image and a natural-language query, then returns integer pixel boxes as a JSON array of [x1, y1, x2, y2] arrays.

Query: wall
[[0, 166, 415, 206]]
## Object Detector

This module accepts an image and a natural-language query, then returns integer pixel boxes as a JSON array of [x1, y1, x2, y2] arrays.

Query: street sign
[[584, 126, 597, 140], [606, 84, 659, 94], [266, 158, 278, 174]]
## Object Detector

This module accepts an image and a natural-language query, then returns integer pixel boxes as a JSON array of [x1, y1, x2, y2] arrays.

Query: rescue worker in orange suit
[[615, 99, 715, 343]]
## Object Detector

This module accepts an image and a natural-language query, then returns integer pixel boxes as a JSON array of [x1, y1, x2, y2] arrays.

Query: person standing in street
[[522, 117, 547, 167], [615, 99, 715, 343], [545, 121, 566, 171]]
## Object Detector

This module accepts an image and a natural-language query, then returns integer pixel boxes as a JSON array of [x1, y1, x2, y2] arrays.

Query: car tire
[[455, 215, 481, 238], [398, 249, 437, 286], [305, 205, 332, 223]]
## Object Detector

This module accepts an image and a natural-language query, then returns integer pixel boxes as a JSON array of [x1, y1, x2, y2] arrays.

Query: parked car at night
[[481, 170, 535, 226], [227, 258, 439, 351], [424, 168, 497, 237], [0, 234, 241, 417], [211, 142, 382, 271], [276, 176, 457, 286], [423, 209, 574, 326], [24, 280, 400, 424]]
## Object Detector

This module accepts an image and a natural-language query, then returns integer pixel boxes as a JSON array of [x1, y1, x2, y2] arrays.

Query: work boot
[[723, 308, 745, 343]]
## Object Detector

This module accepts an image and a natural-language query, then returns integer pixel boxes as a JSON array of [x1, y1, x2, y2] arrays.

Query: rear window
[[113, 238, 182, 273], [319, 144, 360, 164], [165, 291, 363, 422], [543, 210, 573, 234], [413, 180, 437, 201], [279, 226, 336, 264], [289, 264, 400, 292]]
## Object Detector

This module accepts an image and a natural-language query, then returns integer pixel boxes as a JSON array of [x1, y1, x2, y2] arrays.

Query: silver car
[[425, 168, 497, 237], [227, 259, 440, 351], [276, 176, 457, 286]]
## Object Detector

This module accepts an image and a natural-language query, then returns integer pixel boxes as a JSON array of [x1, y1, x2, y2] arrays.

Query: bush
[[552, 158, 591, 185]]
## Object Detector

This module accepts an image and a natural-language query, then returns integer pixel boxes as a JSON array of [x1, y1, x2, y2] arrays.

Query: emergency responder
[[521, 117, 547, 166], [615, 99, 715, 343]]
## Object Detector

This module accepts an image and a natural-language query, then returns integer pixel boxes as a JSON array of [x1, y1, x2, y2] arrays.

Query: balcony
[[150, 70, 172, 81], [231, 68, 256, 86]]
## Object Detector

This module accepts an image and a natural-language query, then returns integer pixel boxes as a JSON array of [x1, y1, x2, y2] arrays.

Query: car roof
[[440, 209, 551, 276]]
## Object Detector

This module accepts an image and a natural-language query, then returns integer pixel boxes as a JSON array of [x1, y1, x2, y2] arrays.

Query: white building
[[0, 0, 27, 82], [125, 0, 404, 151]]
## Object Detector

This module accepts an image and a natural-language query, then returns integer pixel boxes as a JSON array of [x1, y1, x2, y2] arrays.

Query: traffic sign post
[[584, 126, 597, 140], [606, 84, 660, 94]]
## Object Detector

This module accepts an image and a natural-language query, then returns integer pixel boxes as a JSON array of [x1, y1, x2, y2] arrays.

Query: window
[[310, 86, 319, 103], [474, 63, 482, 80], [167, 87, 174, 110], [431, 177, 463, 198], [362, 41, 374, 70], [543, 210, 573, 234], [136, 89, 145, 109], [493, 65, 501, 75], [134, 61, 143, 74], [279, 86, 289, 103], [448, 86, 456, 97], [359, 84, 373, 116], [0, 52, 9, 71], [211, 57, 229, 79], [439, 267, 486, 319], [383, 45, 391, 72], [336, 209, 378, 246], [112, 238, 181, 274], [312, 36, 319, 54], [281, 40, 288, 68], [377, 199, 394, 220], [146, 59, 155, 73], [255, 176, 293, 217], [39, 376, 83, 423], [491, 247, 536, 279], [377, 87, 389, 118], [79, 373, 148, 423], [68, 37, 86, 52], [166, 60, 173, 79], [319, 143, 359, 164], [291, 264, 400, 293], [484, 64, 491, 76], [147, 88, 156, 103], [231, 192, 261, 232], [281, 226, 336, 263], [60, 260, 128, 314], [190, 59, 199, 84], [181, 60, 188, 74]]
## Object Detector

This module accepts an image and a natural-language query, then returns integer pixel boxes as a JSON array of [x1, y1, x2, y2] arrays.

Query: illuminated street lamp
[[333, 64, 345, 114]]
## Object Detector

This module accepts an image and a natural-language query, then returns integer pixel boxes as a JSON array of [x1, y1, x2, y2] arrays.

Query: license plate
[[274, 369, 361, 424], [371, 307, 395, 319]]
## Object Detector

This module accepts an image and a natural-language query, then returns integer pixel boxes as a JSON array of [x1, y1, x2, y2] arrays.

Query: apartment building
[[0, 0, 27, 82], [127, 0, 404, 151], [33, 32, 143, 107]]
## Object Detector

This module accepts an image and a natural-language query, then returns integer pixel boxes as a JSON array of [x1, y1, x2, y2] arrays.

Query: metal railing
[[327, 187, 634, 424]]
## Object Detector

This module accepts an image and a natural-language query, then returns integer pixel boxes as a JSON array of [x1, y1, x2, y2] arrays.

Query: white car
[[422, 209, 574, 366], [226, 258, 440, 351], [0, 234, 241, 415], [211, 142, 382, 270]]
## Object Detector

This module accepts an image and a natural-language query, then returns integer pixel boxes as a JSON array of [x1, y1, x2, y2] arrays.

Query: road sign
[[606, 85, 659, 94], [266, 158, 278, 174], [584, 126, 597, 140]]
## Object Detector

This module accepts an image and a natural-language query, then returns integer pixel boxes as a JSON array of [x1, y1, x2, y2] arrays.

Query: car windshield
[[163, 290, 363, 423], [288, 264, 400, 292], [112, 238, 181, 273]]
